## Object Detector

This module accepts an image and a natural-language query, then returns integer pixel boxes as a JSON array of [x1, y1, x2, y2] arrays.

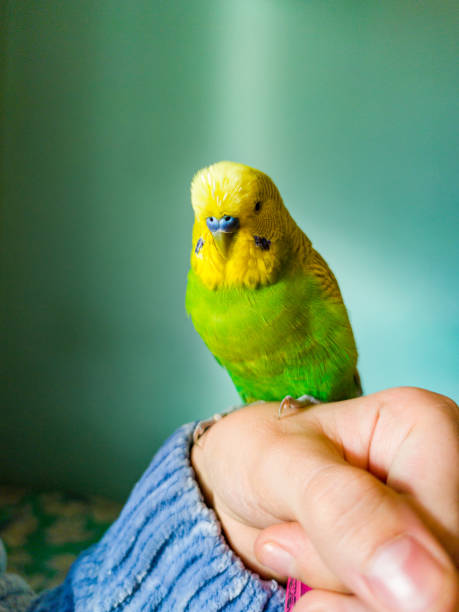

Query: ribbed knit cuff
[[29, 422, 285, 611], [0, 573, 36, 612]]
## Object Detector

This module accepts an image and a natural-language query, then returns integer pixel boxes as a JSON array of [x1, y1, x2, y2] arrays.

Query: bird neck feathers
[[191, 222, 311, 290]]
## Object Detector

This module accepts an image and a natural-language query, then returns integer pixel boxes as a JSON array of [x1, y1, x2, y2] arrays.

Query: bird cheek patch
[[254, 235, 271, 251], [195, 237, 204, 256]]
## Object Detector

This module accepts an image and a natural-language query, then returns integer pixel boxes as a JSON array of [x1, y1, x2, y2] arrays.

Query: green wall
[[1, 0, 458, 500]]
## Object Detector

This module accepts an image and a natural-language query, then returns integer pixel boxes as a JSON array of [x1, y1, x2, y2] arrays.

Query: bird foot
[[278, 394, 320, 419], [193, 414, 224, 445]]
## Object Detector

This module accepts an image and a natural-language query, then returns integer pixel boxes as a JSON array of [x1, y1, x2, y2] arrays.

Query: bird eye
[[254, 201, 262, 212]]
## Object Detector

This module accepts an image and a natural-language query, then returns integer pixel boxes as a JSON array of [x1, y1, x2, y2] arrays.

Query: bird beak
[[212, 230, 236, 258], [206, 215, 240, 258]]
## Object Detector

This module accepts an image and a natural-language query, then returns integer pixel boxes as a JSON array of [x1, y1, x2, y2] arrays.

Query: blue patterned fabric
[[0, 571, 35, 612], [0, 541, 6, 575], [0, 422, 285, 611], [1, 534, 35, 611]]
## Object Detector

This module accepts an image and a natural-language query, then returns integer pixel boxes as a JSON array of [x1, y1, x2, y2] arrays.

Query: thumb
[[255, 456, 457, 611]]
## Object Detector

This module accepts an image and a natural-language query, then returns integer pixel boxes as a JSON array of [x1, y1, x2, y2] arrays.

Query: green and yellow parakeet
[[185, 161, 361, 408]]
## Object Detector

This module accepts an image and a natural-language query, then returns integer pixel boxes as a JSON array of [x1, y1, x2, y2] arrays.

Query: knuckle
[[380, 386, 458, 422], [303, 463, 343, 504], [300, 464, 397, 558], [437, 394, 459, 418], [387, 385, 433, 405], [302, 464, 374, 521]]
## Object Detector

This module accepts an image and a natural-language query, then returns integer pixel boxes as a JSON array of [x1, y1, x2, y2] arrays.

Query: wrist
[[191, 436, 215, 509]]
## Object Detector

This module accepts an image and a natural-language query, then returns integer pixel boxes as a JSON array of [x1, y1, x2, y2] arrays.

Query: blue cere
[[206, 217, 220, 232], [219, 216, 239, 233], [254, 235, 271, 251], [206, 216, 240, 233], [195, 237, 204, 254]]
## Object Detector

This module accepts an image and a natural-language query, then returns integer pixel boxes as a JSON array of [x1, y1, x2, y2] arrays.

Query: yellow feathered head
[[190, 161, 300, 289]]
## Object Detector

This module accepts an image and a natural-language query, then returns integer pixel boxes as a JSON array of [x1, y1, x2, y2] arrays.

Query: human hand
[[191, 387, 458, 611]]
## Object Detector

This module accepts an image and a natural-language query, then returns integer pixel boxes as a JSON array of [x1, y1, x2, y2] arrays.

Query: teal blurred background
[[1, 1, 458, 501]]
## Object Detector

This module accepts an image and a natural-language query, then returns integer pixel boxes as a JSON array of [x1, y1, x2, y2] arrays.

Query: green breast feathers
[[186, 267, 360, 403]]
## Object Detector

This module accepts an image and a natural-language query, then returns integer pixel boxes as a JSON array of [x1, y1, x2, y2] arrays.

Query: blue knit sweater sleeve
[[27, 422, 285, 611]]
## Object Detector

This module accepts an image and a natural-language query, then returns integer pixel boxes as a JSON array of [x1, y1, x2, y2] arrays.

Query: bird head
[[190, 161, 302, 289]]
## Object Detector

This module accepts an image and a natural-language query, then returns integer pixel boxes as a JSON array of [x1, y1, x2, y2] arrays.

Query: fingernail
[[258, 541, 295, 577], [365, 535, 445, 611]]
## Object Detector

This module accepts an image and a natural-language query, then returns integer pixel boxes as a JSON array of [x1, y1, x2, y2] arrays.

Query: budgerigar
[[186, 161, 361, 411]]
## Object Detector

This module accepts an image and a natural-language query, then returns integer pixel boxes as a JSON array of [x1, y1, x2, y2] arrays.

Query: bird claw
[[193, 413, 224, 445], [278, 394, 320, 419], [192, 407, 240, 445]]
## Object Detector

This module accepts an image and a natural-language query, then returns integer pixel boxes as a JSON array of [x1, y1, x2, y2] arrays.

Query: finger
[[293, 589, 373, 612], [258, 427, 458, 610], [307, 388, 459, 560], [382, 390, 459, 563], [255, 521, 348, 591]]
